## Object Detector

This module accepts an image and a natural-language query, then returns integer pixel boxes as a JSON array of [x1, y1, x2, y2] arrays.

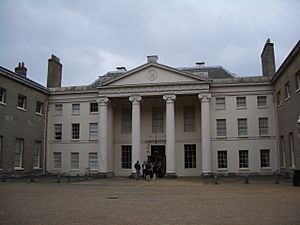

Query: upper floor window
[[90, 102, 98, 113], [285, 82, 290, 99], [89, 123, 98, 140], [152, 107, 164, 133], [295, 71, 300, 91], [72, 123, 80, 140], [215, 97, 226, 110], [236, 97, 246, 109], [259, 117, 269, 136], [257, 96, 267, 108], [36, 101, 44, 115], [184, 106, 195, 132], [121, 108, 132, 134], [55, 104, 63, 115], [0, 88, 6, 104], [216, 119, 226, 137], [72, 104, 80, 114], [54, 124, 62, 140], [276, 91, 281, 106], [17, 95, 26, 110], [237, 118, 248, 136]]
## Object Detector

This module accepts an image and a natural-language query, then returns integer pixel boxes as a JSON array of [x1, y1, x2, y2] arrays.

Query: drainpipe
[[43, 101, 48, 175]]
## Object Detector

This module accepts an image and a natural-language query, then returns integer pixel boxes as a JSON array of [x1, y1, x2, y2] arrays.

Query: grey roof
[[0, 66, 50, 94], [178, 66, 235, 79]]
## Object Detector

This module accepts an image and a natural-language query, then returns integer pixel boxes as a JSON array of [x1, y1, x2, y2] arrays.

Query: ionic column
[[198, 93, 212, 175], [98, 97, 109, 175], [129, 96, 142, 173], [163, 94, 177, 178]]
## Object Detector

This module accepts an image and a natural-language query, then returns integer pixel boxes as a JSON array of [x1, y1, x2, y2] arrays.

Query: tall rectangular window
[[14, 138, 24, 168], [217, 151, 227, 169], [54, 124, 62, 140], [285, 82, 290, 99], [0, 88, 6, 104], [276, 91, 281, 106], [289, 132, 295, 168], [216, 119, 226, 137], [257, 96, 267, 108], [53, 152, 61, 169], [215, 97, 226, 110], [55, 104, 63, 115], [295, 72, 300, 91], [72, 123, 80, 140], [260, 149, 270, 168], [71, 152, 79, 170], [238, 118, 248, 136], [259, 117, 268, 136], [239, 150, 249, 169], [121, 108, 132, 134], [152, 107, 164, 133], [0, 136, 3, 169], [33, 141, 42, 168], [90, 102, 98, 113], [89, 153, 98, 171], [184, 144, 196, 168], [184, 106, 195, 132], [36, 101, 44, 115], [72, 103, 80, 114], [17, 95, 26, 109], [236, 97, 246, 108], [280, 136, 285, 168], [121, 145, 132, 169], [89, 123, 98, 140]]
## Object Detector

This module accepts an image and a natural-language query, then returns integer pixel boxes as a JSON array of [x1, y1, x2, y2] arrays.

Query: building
[[0, 63, 49, 176], [272, 40, 300, 177]]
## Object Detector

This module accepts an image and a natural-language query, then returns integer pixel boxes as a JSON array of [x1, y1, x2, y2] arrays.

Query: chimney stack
[[47, 54, 62, 88], [147, 55, 159, 63], [261, 38, 276, 76], [15, 62, 27, 77], [196, 62, 205, 68], [116, 66, 127, 72]]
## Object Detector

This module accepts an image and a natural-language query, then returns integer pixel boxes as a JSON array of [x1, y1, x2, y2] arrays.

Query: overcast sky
[[0, 0, 299, 86]]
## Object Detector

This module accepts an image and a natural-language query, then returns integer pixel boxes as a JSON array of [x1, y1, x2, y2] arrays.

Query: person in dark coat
[[134, 160, 141, 180]]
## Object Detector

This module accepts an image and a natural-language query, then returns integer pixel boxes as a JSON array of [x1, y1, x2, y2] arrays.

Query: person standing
[[134, 160, 141, 180], [142, 161, 147, 180]]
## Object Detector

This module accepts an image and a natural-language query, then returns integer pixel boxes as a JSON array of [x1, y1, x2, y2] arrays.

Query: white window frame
[[280, 136, 285, 168], [289, 133, 295, 168], [53, 152, 61, 169], [89, 123, 98, 141], [259, 117, 269, 136], [217, 150, 228, 170], [184, 144, 196, 169], [276, 91, 281, 106], [184, 106, 196, 132], [285, 82, 291, 100], [72, 103, 80, 115], [17, 95, 27, 110], [121, 145, 132, 169], [215, 97, 226, 110], [90, 102, 98, 113], [236, 96, 246, 109], [0, 88, 6, 104], [257, 96, 267, 108], [72, 123, 80, 140], [238, 118, 248, 137], [121, 108, 132, 134], [33, 141, 42, 169], [152, 107, 164, 133], [239, 150, 249, 170], [89, 152, 98, 171], [54, 124, 62, 141], [36, 101, 44, 115], [216, 119, 226, 137], [260, 149, 270, 168], [54, 104, 63, 116], [71, 152, 79, 170], [295, 71, 300, 92], [14, 138, 24, 169]]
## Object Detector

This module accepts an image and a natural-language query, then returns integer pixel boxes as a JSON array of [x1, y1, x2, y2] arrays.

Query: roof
[[0, 66, 50, 94]]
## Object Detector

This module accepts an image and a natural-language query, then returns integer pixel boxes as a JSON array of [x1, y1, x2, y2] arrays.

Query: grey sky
[[0, 0, 299, 86]]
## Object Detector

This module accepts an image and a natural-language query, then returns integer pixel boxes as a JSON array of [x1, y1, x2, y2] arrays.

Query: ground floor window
[[239, 150, 249, 169], [184, 144, 196, 168], [280, 135, 285, 168], [33, 141, 42, 168], [217, 151, 227, 169], [260, 149, 270, 168], [71, 153, 79, 170], [121, 145, 132, 169], [89, 153, 98, 171], [53, 152, 61, 169], [289, 132, 295, 168], [14, 138, 24, 168]]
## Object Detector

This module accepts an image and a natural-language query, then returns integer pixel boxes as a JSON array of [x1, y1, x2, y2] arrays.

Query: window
[[184, 144, 196, 168], [89, 153, 98, 171], [0, 88, 6, 104], [184, 106, 195, 132], [289, 133, 295, 168], [217, 151, 227, 169], [295, 71, 300, 91], [238, 118, 248, 136], [90, 102, 98, 113], [55, 104, 63, 115], [71, 153, 79, 170], [36, 101, 44, 115], [33, 141, 42, 168], [236, 97, 246, 108], [215, 97, 226, 110], [152, 107, 164, 133], [54, 124, 62, 140], [260, 149, 270, 168], [17, 95, 26, 109], [259, 117, 268, 136], [72, 123, 80, 140], [53, 152, 61, 169], [72, 103, 80, 114], [0, 136, 2, 169], [239, 150, 249, 169], [89, 123, 98, 140], [257, 96, 267, 108], [121, 108, 132, 134], [216, 119, 226, 137], [121, 145, 132, 169], [285, 82, 290, 99], [276, 91, 281, 106], [14, 138, 24, 168], [280, 136, 285, 168]]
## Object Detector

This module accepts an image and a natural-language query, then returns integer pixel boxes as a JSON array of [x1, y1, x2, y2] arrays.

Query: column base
[[165, 172, 178, 179], [97, 171, 114, 178]]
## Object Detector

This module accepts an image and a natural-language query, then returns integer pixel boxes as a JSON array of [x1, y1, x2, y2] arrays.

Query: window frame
[[33, 141, 42, 169], [54, 124, 62, 141], [260, 149, 270, 168], [284, 82, 291, 100], [0, 88, 6, 104], [36, 101, 44, 115], [54, 104, 63, 116], [276, 91, 281, 106], [17, 95, 27, 110], [89, 152, 98, 171], [121, 108, 132, 134], [215, 97, 226, 110], [53, 152, 61, 169], [71, 152, 79, 170], [72, 123, 80, 140], [121, 145, 132, 169], [236, 96, 246, 109], [184, 106, 196, 132], [257, 96, 267, 108], [152, 107, 164, 133], [280, 136, 285, 168], [295, 71, 300, 92], [239, 150, 249, 169], [14, 138, 24, 169], [0, 136, 3, 169], [89, 123, 98, 141], [237, 118, 248, 137], [72, 103, 80, 115], [217, 150, 228, 170], [90, 102, 98, 113], [184, 144, 196, 169], [259, 117, 269, 136], [216, 119, 227, 137], [289, 132, 295, 168]]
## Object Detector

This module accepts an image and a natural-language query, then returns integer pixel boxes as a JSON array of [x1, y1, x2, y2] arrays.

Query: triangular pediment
[[101, 63, 210, 87]]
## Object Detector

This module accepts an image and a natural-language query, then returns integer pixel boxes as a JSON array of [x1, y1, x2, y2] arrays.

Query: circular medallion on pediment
[[147, 69, 158, 81]]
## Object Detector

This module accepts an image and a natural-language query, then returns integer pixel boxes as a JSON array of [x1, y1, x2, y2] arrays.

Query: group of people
[[134, 160, 164, 181]]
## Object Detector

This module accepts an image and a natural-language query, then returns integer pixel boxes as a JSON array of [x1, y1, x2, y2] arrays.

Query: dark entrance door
[[148, 145, 166, 177]]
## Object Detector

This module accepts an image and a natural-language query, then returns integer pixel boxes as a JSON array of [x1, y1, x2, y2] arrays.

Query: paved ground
[[0, 177, 300, 225]]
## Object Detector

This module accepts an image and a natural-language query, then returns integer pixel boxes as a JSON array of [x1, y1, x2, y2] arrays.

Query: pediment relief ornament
[[147, 69, 158, 81]]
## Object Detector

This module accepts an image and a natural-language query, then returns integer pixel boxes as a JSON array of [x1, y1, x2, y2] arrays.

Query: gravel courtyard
[[0, 177, 300, 225]]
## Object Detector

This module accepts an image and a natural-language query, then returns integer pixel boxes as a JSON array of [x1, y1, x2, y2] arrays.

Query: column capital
[[97, 97, 109, 105], [163, 94, 176, 103], [198, 93, 211, 101], [129, 95, 142, 104]]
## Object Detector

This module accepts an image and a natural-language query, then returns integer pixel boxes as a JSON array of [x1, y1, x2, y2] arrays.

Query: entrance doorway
[[148, 145, 166, 177]]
